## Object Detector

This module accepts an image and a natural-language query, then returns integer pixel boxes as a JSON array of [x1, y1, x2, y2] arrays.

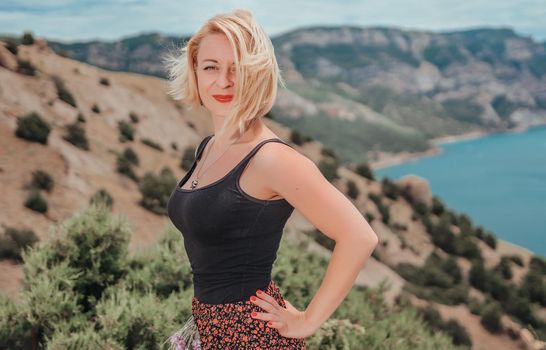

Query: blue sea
[[374, 125, 546, 257]]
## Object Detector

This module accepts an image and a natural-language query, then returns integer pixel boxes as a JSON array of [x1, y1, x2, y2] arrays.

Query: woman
[[163, 8, 379, 350]]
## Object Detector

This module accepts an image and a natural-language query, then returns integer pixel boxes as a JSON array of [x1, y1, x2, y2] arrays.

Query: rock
[[0, 42, 17, 71], [397, 175, 432, 207]]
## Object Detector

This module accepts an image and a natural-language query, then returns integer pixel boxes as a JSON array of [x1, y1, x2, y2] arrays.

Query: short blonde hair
[[162, 9, 285, 138]]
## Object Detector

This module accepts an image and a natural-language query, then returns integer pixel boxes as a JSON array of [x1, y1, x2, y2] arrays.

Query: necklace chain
[[190, 132, 245, 190]]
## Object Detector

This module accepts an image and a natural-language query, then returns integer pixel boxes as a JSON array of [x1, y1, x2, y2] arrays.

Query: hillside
[[0, 38, 545, 350], [36, 26, 546, 166]]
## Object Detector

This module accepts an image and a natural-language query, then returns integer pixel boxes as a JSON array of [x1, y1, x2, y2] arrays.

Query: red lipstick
[[212, 95, 233, 103]]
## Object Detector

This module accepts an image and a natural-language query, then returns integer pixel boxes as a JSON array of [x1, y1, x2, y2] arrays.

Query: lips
[[212, 95, 233, 103]]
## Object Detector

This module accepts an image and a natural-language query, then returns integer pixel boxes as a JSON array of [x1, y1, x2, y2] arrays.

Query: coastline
[[369, 122, 546, 171]]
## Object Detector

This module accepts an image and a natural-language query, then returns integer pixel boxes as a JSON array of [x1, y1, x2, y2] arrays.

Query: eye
[[204, 66, 217, 70]]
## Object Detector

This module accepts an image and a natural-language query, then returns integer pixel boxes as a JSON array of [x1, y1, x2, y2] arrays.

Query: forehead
[[197, 33, 235, 63]]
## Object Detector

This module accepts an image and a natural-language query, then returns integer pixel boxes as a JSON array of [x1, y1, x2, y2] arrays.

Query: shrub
[[129, 111, 139, 123], [180, 147, 196, 170], [16, 58, 36, 76], [0, 227, 38, 262], [290, 130, 304, 146], [62, 122, 89, 150], [15, 111, 50, 144], [89, 189, 114, 210], [116, 152, 139, 182], [118, 120, 135, 142], [355, 162, 374, 180], [76, 112, 86, 123], [520, 270, 546, 306], [138, 167, 177, 215], [507, 254, 524, 267], [529, 255, 546, 275], [99, 77, 110, 86], [24, 190, 48, 213], [320, 147, 337, 160], [469, 260, 489, 292], [483, 233, 497, 249], [21, 32, 34, 45], [368, 193, 390, 224], [346, 179, 359, 199], [305, 228, 335, 251], [30, 169, 54, 192], [494, 256, 513, 280], [140, 138, 164, 152], [4, 38, 18, 55], [318, 157, 339, 182], [121, 147, 139, 167], [431, 196, 445, 215], [480, 303, 503, 333], [52, 75, 77, 107], [381, 177, 400, 200]]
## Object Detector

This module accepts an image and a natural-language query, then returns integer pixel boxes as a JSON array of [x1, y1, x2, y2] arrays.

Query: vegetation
[[141, 138, 164, 152], [89, 189, 114, 210], [118, 120, 135, 142], [0, 227, 38, 263], [346, 179, 359, 199], [116, 149, 139, 182], [52, 75, 77, 107], [15, 111, 50, 144], [24, 190, 48, 213], [138, 167, 176, 215], [62, 122, 90, 150], [21, 31, 35, 45], [355, 162, 375, 181], [91, 103, 101, 114], [318, 156, 339, 182], [99, 77, 110, 86], [129, 111, 140, 123], [180, 146, 196, 171], [30, 169, 54, 192], [16, 59, 36, 76], [0, 202, 461, 349]]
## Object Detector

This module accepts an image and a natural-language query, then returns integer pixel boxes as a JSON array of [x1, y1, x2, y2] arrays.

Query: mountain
[[0, 34, 545, 349], [38, 26, 546, 165]]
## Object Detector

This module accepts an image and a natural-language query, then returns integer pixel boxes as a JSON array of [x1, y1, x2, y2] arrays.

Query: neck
[[211, 118, 262, 148]]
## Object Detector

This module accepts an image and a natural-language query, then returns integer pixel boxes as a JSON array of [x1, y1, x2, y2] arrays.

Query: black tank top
[[167, 135, 296, 304]]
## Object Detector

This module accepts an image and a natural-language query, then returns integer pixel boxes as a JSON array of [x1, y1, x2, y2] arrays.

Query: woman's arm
[[252, 142, 379, 336]]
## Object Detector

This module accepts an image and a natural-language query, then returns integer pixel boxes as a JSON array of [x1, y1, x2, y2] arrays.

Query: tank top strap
[[232, 138, 293, 174], [195, 135, 214, 160]]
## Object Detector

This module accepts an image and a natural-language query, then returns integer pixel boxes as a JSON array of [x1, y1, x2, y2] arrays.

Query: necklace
[[189, 132, 245, 190]]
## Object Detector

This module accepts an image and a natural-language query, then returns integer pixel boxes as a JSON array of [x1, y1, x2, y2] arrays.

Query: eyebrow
[[201, 59, 234, 64]]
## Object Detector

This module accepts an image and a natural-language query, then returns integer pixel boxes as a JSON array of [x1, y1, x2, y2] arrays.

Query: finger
[[250, 310, 276, 322], [283, 299, 297, 312], [255, 290, 281, 310], [250, 295, 278, 313], [266, 320, 284, 329]]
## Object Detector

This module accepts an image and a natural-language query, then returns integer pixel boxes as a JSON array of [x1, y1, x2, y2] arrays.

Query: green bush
[[4, 38, 18, 55], [355, 162, 375, 180], [24, 190, 47, 213], [290, 129, 304, 146], [62, 122, 89, 150], [520, 270, 546, 306], [129, 111, 139, 123], [318, 157, 339, 182], [416, 305, 472, 347], [480, 303, 503, 333], [180, 147, 196, 170], [76, 112, 86, 123], [30, 169, 54, 192], [529, 255, 546, 275], [118, 120, 135, 142], [89, 189, 114, 210], [431, 197, 446, 216], [0, 227, 38, 262], [346, 179, 359, 199], [483, 233, 497, 249], [16, 59, 36, 76], [0, 202, 462, 349], [494, 256, 513, 280], [381, 177, 400, 200], [99, 77, 110, 86], [121, 147, 139, 166], [52, 75, 77, 107], [91, 103, 101, 114], [141, 138, 164, 152], [138, 167, 177, 215], [116, 152, 139, 182], [368, 193, 390, 224], [21, 31, 34, 45], [15, 111, 50, 144]]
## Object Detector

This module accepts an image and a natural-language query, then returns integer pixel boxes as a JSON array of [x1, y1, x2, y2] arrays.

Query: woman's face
[[194, 33, 236, 117]]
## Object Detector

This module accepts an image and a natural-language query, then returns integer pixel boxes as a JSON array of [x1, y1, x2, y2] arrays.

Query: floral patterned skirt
[[166, 279, 306, 350]]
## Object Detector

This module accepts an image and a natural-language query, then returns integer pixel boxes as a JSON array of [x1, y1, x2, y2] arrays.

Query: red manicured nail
[[267, 321, 272, 326], [256, 289, 263, 294], [251, 311, 257, 317], [250, 296, 256, 301]]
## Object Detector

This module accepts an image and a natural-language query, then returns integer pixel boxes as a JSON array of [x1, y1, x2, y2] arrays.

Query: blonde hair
[[162, 9, 285, 138]]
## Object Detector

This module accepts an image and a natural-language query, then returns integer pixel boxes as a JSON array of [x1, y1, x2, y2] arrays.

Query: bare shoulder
[[253, 141, 377, 244]]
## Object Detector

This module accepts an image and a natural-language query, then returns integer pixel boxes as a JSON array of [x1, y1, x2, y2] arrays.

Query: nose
[[216, 67, 234, 88]]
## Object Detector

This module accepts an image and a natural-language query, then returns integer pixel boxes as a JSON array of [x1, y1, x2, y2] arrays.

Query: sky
[[1, 0, 545, 44]]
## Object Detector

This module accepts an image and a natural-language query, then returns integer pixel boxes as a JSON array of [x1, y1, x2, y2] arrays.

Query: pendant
[[190, 179, 198, 189]]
